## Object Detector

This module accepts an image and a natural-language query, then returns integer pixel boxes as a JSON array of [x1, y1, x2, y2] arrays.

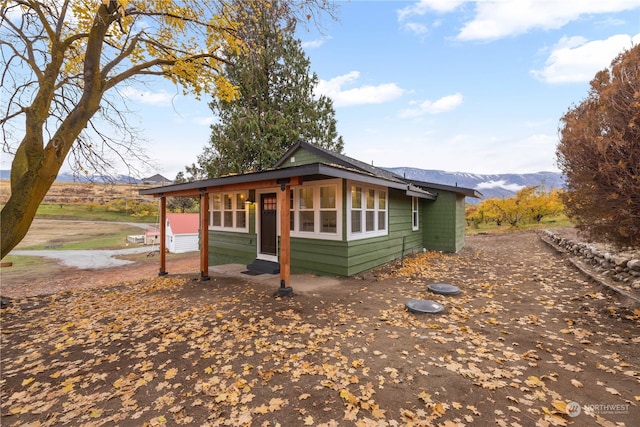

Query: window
[[209, 191, 248, 231], [320, 186, 337, 233], [289, 180, 341, 239], [412, 197, 419, 230], [348, 183, 387, 239], [351, 186, 362, 233], [299, 188, 314, 232]]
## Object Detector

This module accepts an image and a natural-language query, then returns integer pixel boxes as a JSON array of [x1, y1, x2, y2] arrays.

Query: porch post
[[277, 179, 293, 296], [200, 190, 210, 281], [159, 195, 168, 276]]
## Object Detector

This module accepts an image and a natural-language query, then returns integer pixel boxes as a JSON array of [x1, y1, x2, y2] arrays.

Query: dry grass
[[0, 179, 155, 205]]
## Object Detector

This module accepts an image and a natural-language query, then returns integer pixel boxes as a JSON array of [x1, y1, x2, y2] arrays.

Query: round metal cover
[[428, 283, 461, 295], [405, 299, 445, 314]]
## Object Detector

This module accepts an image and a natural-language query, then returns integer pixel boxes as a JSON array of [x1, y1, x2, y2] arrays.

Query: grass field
[[34, 203, 159, 223]]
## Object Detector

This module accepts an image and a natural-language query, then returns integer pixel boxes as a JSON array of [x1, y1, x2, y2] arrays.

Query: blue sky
[[6, 1, 638, 179]]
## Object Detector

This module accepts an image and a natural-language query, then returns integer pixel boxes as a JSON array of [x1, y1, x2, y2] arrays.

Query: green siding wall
[[279, 147, 326, 168], [208, 205, 257, 266], [422, 191, 466, 253], [277, 183, 424, 277], [205, 183, 464, 276]]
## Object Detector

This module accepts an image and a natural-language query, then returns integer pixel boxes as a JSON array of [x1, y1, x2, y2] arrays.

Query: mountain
[[385, 167, 565, 202], [0, 170, 141, 184], [1, 168, 565, 202]]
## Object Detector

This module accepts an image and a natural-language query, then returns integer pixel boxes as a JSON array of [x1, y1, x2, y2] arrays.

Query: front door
[[259, 193, 278, 257]]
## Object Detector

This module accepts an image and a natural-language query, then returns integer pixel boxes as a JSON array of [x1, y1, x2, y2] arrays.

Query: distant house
[[166, 213, 199, 253], [141, 141, 481, 283], [142, 174, 173, 186]]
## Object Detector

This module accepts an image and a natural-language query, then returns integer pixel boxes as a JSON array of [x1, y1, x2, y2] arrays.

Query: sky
[[4, 0, 640, 179]]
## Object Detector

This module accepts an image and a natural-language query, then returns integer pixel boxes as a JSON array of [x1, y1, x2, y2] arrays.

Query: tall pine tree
[[187, 0, 343, 179]]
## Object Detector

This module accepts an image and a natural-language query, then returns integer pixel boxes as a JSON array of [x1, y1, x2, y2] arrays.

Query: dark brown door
[[260, 193, 277, 256]]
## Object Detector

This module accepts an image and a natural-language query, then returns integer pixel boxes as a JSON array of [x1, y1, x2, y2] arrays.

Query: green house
[[140, 141, 480, 280]]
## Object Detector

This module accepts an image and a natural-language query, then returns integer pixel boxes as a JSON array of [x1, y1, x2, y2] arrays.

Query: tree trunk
[[1, 4, 114, 259], [1, 160, 58, 259]]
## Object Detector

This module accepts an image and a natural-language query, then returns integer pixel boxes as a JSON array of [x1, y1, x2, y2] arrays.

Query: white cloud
[[531, 33, 640, 83], [399, 93, 463, 118], [457, 0, 640, 41], [476, 180, 525, 192], [403, 22, 429, 36], [302, 37, 331, 49], [120, 87, 175, 106], [397, 0, 466, 21], [316, 71, 405, 107], [396, 1, 640, 42]]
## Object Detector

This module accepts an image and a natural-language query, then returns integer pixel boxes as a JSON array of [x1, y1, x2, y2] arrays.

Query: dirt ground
[[1, 229, 639, 426]]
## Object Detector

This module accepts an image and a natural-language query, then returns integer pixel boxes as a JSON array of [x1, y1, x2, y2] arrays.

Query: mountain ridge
[[1, 168, 565, 202], [385, 167, 564, 202]]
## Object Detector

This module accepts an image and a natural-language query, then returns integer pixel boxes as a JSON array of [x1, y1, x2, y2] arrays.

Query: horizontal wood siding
[[280, 147, 325, 168], [288, 238, 348, 276], [171, 234, 199, 253], [422, 191, 465, 252], [208, 230, 256, 266], [345, 188, 423, 276]]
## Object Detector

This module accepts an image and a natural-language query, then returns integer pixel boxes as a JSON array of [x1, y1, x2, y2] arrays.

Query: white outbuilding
[[166, 213, 199, 253]]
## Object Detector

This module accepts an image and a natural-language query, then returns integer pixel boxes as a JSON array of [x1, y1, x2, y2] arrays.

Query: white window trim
[[290, 179, 342, 241], [412, 197, 419, 231], [347, 181, 388, 241], [208, 191, 249, 233]]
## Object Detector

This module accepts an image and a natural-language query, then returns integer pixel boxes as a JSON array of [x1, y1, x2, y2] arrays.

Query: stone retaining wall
[[542, 230, 640, 291]]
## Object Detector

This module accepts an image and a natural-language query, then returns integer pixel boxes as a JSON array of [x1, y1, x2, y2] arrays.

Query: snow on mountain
[[385, 167, 564, 202]]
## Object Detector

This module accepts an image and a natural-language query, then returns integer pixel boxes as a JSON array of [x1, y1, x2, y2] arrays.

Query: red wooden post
[[200, 190, 210, 281], [277, 179, 293, 296], [159, 195, 168, 276]]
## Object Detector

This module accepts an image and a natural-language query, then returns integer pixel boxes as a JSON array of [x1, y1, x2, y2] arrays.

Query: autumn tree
[[0, 0, 336, 259], [186, 0, 344, 179], [468, 186, 565, 228], [557, 45, 640, 248]]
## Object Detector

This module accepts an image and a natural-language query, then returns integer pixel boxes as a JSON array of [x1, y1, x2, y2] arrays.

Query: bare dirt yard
[[1, 229, 639, 426]]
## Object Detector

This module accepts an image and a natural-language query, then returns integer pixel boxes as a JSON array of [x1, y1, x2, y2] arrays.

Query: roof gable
[[166, 213, 199, 234], [274, 141, 405, 184]]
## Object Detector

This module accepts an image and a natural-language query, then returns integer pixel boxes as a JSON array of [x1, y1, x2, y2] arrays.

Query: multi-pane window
[[320, 186, 337, 233], [209, 191, 248, 231], [412, 197, 419, 230], [351, 186, 362, 233], [289, 181, 340, 239], [349, 183, 387, 239], [299, 187, 314, 232]]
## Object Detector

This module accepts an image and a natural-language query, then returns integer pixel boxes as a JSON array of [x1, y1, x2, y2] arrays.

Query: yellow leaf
[[371, 406, 386, 419], [551, 401, 567, 413], [418, 391, 433, 403], [21, 377, 34, 386], [525, 375, 545, 387], [90, 408, 103, 418], [204, 367, 213, 374], [165, 368, 178, 380], [452, 401, 462, 409]]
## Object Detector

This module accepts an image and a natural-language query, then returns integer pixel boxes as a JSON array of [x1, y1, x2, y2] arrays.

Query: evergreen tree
[[189, 0, 344, 179]]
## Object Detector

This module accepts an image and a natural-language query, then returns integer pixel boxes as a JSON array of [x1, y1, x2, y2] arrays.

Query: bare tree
[[0, 0, 337, 259]]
